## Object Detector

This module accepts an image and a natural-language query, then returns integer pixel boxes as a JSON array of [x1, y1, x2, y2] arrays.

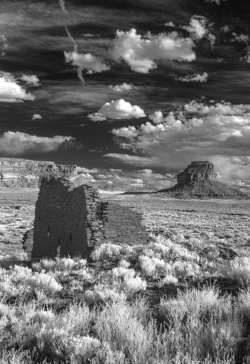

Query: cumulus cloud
[[184, 100, 250, 115], [232, 33, 249, 43], [92, 167, 175, 190], [88, 113, 107, 122], [0, 75, 35, 102], [177, 72, 208, 82], [20, 74, 40, 86], [164, 22, 175, 27], [0, 131, 76, 156], [109, 83, 137, 92], [32, 114, 42, 120], [64, 51, 110, 82], [220, 25, 231, 33], [88, 99, 146, 120], [110, 28, 196, 74], [111, 100, 250, 181], [182, 16, 208, 40]]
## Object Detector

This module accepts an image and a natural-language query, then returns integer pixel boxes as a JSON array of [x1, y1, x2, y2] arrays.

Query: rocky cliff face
[[158, 160, 248, 199], [0, 158, 77, 188], [177, 161, 217, 185]]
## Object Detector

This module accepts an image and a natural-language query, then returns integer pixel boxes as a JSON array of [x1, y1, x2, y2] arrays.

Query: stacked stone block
[[31, 175, 149, 259], [102, 202, 149, 246]]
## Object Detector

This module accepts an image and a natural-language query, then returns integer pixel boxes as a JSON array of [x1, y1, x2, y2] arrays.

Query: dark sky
[[0, 0, 250, 189]]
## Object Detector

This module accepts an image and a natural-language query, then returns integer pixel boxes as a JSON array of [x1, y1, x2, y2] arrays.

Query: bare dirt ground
[[0, 188, 38, 259], [102, 193, 250, 271]]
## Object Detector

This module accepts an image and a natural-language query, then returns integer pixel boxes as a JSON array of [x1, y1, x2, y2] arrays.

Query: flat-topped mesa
[[157, 160, 248, 199], [177, 161, 217, 185], [0, 157, 77, 187]]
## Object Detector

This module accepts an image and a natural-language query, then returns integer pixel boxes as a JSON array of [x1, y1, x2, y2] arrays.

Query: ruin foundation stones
[[31, 175, 149, 259]]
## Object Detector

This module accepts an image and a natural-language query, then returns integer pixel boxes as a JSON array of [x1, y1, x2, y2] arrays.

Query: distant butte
[[157, 161, 249, 199]]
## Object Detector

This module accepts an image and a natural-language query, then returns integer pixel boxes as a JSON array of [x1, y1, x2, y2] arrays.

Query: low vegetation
[[1, 231, 250, 363], [1, 194, 250, 363]]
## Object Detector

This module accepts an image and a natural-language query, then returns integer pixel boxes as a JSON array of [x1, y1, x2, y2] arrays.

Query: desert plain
[[1, 189, 250, 363]]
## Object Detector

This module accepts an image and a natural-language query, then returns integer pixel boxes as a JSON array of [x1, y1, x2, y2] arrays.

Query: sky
[[1, 0, 250, 190]]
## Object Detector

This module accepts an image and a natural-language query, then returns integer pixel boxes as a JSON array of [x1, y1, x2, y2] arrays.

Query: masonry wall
[[31, 176, 149, 260], [101, 202, 149, 246], [32, 176, 104, 259]]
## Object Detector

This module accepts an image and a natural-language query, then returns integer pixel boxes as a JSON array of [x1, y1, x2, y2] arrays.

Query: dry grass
[[1, 191, 250, 362]]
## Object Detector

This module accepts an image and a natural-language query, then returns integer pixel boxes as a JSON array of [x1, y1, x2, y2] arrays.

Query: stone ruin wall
[[0, 157, 77, 188], [177, 161, 217, 185], [31, 175, 149, 260]]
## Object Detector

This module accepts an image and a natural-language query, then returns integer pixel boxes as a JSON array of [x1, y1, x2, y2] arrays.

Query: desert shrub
[[122, 275, 147, 295], [0, 267, 30, 299], [139, 255, 172, 279], [237, 289, 250, 322], [91, 341, 127, 364], [158, 287, 242, 362], [91, 243, 123, 261], [94, 298, 156, 364], [159, 287, 230, 320], [157, 275, 178, 287], [218, 257, 250, 287], [172, 260, 200, 278], [33, 257, 87, 273], [13, 302, 93, 362], [83, 285, 124, 305], [23, 271, 62, 295], [143, 241, 170, 259], [0, 349, 33, 364]]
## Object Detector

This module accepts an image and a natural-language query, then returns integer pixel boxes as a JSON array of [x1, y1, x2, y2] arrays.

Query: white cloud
[[89, 99, 146, 120], [164, 22, 175, 27], [0, 131, 75, 156], [20, 74, 40, 86], [205, 0, 228, 5], [109, 83, 136, 92], [64, 51, 110, 82], [111, 100, 250, 180], [104, 153, 159, 166], [88, 113, 107, 122], [232, 33, 249, 43], [177, 72, 208, 82], [82, 33, 95, 37], [94, 167, 175, 190], [184, 100, 250, 116], [0, 75, 35, 103], [32, 114, 42, 120], [110, 28, 196, 74], [182, 16, 208, 40], [147, 111, 182, 125], [220, 25, 231, 33], [112, 125, 138, 138]]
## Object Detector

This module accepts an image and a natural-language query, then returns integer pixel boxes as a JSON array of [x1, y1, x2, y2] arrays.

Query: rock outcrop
[[0, 158, 77, 187], [158, 161, 248, 199], [177, 161, 217, 185]]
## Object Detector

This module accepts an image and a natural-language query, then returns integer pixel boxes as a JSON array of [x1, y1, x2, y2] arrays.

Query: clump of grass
[[218, 257, 250, 287]]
